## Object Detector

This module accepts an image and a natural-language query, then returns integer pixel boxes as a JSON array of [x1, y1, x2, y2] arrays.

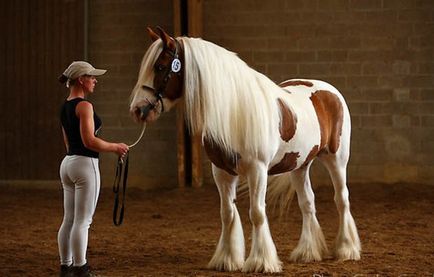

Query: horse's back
[[280, 79, 346, 101]]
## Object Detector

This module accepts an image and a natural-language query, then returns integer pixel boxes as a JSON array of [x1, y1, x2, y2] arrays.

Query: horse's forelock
[[130, 40, 164, 104], [139, 40, 164, 84]]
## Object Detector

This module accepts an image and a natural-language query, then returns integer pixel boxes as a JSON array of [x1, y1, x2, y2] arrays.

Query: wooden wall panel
[[0, 0, 85, 180], [187, 0, 203, 188], [174, 0, 203, 188]]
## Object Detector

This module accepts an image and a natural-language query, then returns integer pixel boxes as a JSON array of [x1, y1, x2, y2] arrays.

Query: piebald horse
[[130, 27, 361, 273]]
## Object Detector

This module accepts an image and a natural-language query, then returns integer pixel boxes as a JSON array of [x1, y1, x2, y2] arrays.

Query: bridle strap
[[154, 39, 182, 112], [140, 40, 182, 120]]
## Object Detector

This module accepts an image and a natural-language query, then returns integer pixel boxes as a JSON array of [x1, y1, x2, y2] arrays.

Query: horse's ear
[[147, 27, 160, 42], [156, 26, 175, 49]]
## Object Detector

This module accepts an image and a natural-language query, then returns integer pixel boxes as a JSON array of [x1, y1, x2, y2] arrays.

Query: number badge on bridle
[[171, 58, 181, 73]]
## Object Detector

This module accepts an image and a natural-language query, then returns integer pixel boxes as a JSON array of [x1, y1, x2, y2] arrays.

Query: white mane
[[180, 37, 281, 156], [133, 37, 282, 157]]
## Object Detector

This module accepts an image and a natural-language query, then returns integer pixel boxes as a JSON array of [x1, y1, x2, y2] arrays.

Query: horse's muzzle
[[139, 104, 155, 120], [134, 104, 155, 121]]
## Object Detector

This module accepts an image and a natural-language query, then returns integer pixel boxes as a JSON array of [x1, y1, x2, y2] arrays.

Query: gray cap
[[61, 61, 107, 80]]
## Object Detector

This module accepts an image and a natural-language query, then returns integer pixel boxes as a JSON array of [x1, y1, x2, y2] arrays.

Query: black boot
[[71, 263, 96, 277], [59, 264, 72, 277]]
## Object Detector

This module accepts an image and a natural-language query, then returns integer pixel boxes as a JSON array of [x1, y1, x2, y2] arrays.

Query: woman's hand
[[115, 143, 129, 158]]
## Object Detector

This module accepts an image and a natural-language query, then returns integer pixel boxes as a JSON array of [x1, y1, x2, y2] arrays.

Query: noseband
[[140, 39, 182, 119]]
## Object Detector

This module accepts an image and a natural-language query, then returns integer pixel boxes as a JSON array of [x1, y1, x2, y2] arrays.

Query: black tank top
[[60, 98, 102, 158]]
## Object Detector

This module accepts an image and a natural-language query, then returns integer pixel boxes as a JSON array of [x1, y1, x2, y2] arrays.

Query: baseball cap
[[59, 61, 107, 84]]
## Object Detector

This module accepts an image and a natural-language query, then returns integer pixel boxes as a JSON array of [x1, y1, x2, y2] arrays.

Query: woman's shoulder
[[75, 100, 94, 116], [64, 97, 91, 107], [75, 98, 92, 106]]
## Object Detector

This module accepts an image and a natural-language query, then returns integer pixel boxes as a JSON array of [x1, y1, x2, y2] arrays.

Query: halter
[[140, 39, 182, 119]]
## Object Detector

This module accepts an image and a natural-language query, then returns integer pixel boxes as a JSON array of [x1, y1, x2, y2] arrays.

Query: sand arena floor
[[0, 182, 433, 276]]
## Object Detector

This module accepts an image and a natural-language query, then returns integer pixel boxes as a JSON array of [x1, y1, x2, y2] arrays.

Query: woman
[[58, 61, 129, 277]]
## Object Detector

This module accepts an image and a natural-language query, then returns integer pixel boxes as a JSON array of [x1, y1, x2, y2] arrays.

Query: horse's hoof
[[290, 247, 324, 263], [241, 256, 282, 273], [335, 245, 361, 261], [207, 258, 244, 272]]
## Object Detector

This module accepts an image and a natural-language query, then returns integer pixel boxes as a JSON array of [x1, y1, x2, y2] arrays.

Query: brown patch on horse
[[268, 152, 300, 175], [204, 138, 239, 176], [279, 80, 314, 88], [302, 145, 319, 167], [310, 90, 344, 154], [277, 98, 297, 142]]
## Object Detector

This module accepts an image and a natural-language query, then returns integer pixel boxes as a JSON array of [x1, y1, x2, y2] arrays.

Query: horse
[[129, 26, 361, 273]]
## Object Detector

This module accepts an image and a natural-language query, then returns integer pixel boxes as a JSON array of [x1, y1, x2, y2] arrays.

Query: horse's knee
[[221, 204, 236, 226], [334, 189, 350, 212], [249, 206, 265, 227]]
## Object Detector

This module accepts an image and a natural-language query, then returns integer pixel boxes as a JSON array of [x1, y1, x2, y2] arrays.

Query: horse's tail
[[238, 172, 294, 217], [266, 173, 295, 217]]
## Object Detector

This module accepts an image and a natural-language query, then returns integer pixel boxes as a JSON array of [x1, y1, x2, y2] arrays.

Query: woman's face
[[79, 75, 97, 93]]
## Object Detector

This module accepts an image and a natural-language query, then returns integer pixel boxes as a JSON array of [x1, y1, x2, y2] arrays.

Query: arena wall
[[1, 0, 433, 187]]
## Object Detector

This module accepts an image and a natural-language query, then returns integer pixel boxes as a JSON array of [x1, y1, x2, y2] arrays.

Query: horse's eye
[[155, 64, 165, 72]]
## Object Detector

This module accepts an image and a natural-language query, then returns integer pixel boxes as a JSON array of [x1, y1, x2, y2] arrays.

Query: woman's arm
[[61, 127, 69, 152], [76, 101, 128, 156]]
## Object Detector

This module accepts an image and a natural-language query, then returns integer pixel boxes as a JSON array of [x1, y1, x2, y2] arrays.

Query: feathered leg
[[290, 164, 328, 262], [319, 153, 361, 261], [243, 162, 282, 273], [208, 165, 245, 271]]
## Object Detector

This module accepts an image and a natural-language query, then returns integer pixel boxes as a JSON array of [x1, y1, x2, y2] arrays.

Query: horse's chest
[[204, 138, 239, 176]]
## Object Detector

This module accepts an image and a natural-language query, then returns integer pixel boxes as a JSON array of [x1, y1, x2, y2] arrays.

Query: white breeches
[[58, 155, 100, 267]]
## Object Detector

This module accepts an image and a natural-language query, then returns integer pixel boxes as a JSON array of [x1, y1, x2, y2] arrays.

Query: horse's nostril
[[140, 105, 154, 120], [133, 107, 144, 122], [135, 107, 141, 117]]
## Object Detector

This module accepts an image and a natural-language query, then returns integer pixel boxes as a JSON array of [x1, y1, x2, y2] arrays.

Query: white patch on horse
[[269, 87, 322, 172]]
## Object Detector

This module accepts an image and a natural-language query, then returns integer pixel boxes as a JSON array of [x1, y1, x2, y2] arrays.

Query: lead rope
[[113, 122, 146, 226], [127, 122, 147, 148]]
